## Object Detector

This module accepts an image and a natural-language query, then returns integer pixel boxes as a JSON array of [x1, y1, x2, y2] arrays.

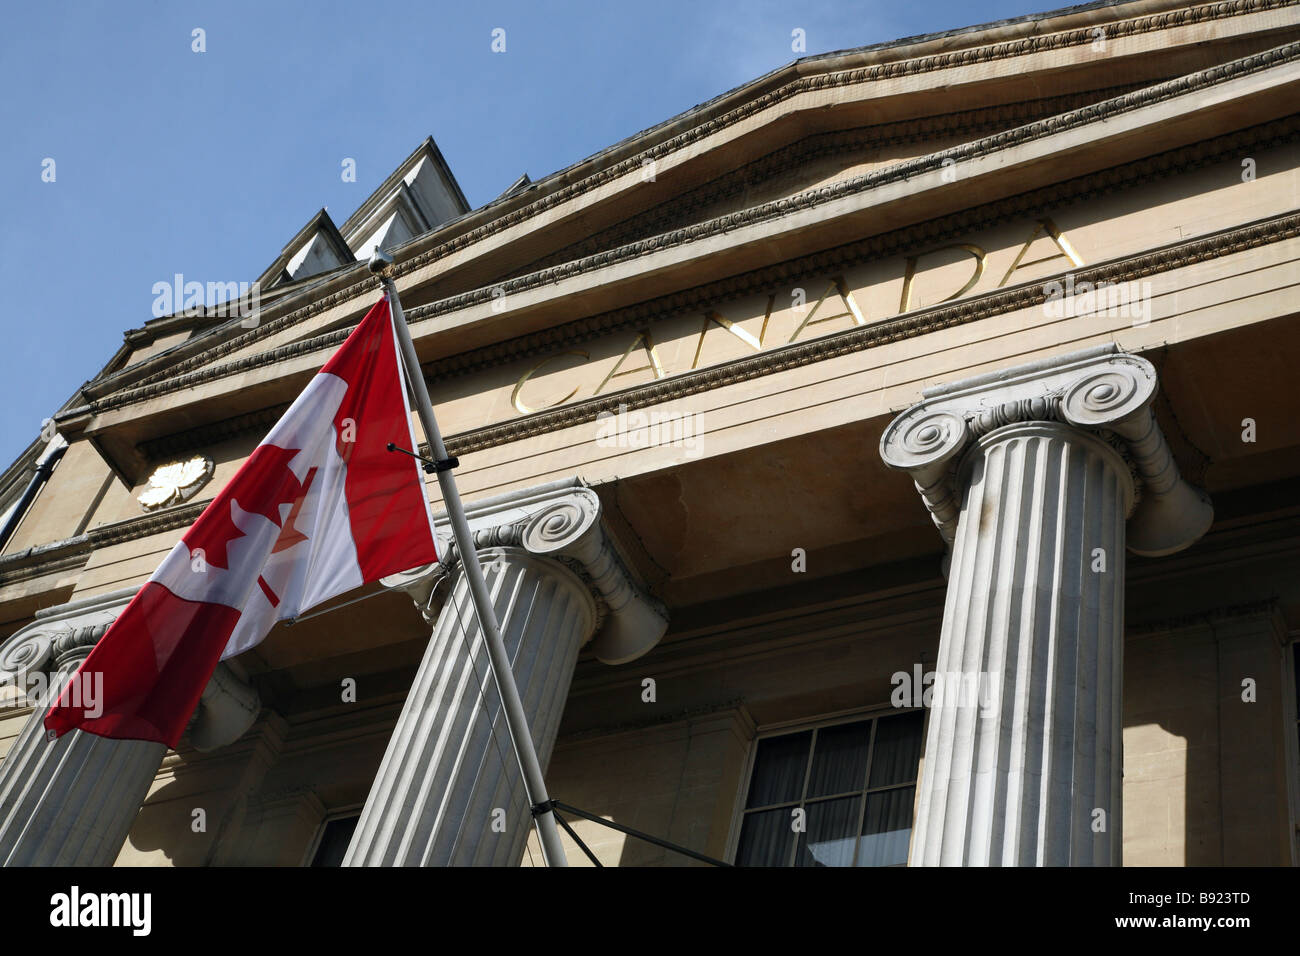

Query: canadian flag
[[45, 296, 438, 747]]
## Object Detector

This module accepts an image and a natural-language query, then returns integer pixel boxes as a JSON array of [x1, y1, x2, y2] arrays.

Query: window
[[734, 709, 924, 867], [309, 814, 360, 867], [1291, 642, 1300, 863]]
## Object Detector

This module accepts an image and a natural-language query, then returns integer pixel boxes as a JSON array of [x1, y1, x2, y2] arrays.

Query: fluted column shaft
[[345, 547, 597, 866], [345, 480, 668, 867], [881, 345, 1212, 867], [913, 422, 1129, 866], [0, 628, 166, 866], [0, 591, 260, 866]]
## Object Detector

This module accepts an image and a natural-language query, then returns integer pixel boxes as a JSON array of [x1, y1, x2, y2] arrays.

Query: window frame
[[724, 702, 927, 866], [1283, 636, 1300, 867], [301, 807, 363, 867]]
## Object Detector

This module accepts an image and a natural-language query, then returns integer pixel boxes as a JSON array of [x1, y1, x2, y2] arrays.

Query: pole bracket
[[530, 799, 557, 818], [386, 442, 459, 474]]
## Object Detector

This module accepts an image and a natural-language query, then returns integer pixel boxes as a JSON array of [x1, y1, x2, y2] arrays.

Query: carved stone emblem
[[137, 456, 215, 511]]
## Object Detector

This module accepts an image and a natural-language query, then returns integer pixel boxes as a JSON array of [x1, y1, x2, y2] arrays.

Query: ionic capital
[[0, 586, 259, 749], [880, 344, 1212, 556], [383, 479, 668, 664], [0, 588, 136, 686]]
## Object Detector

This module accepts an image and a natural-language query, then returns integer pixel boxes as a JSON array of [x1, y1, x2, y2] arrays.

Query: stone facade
[[1, 0, 1299, 866]]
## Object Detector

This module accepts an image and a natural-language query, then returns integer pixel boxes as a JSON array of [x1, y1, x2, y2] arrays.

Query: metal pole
[[368, 251, 568, 867]]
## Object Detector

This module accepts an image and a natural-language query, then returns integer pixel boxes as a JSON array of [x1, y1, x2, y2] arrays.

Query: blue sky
[[0, 0, 1053, 468]]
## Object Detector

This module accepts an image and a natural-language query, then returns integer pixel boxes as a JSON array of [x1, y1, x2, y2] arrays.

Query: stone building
[[1, 0, 1298, 866]]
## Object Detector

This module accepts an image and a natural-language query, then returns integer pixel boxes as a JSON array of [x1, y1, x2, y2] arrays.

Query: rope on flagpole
[[281, 587, 392, 626]]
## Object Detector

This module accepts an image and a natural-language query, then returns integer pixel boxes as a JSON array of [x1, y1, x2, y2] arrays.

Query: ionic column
[[345, 480, 668, 867], [880, 345, 1211, 866], [0, 589, 260, 866]]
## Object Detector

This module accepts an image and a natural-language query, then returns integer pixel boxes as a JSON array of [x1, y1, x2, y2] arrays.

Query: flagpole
[[368, 251, 569, 868]]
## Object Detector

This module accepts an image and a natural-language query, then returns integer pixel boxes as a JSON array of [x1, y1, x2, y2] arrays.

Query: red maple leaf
[[270, 466, 318, 554], [184, 503, 245, 571], [258, 465, 320, 607], [185, 445, 311, 571]]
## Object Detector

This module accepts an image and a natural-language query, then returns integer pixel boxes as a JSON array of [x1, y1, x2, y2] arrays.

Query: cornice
[[76, 265, 369, 404], [393, 0, 1295, 284], [0, 498, 209, 585], [507, 81, 1161, 279], [9, 203, 1295, 587], [431, 209, 1300, 457], [429, 112, 1300, 381], [138, 404, 290, 462], [0, 550, 89, 586], [112, 110, 1300, 469], [74, 3, 1298, 413], [122, 313, 220, 349], [402, 39, 1300, 320]]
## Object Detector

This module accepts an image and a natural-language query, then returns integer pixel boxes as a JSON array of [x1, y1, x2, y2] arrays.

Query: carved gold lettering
[[594, 331, 665, 396], [506, 217, 1086, 420], [511, 349, 589, 414], [691, 296, 774, 369], [787, 278, 865, 344], [998, 217, 1084, 287], [898, 243, 986, 313]]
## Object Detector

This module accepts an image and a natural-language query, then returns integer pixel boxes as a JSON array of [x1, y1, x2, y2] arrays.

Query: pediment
[[256, 209, 353, 290], [343, 143, 471, 261]]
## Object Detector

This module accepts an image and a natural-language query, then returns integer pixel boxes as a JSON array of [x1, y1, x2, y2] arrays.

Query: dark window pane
[[868, 711, 925, 789], [736, 807, 797, 867], [856, 787, 915, 866], [310, 815, 359, 867], [746, 731, 811, 808], [795, 796, 862, 867], [806, 720, 871, 798]]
